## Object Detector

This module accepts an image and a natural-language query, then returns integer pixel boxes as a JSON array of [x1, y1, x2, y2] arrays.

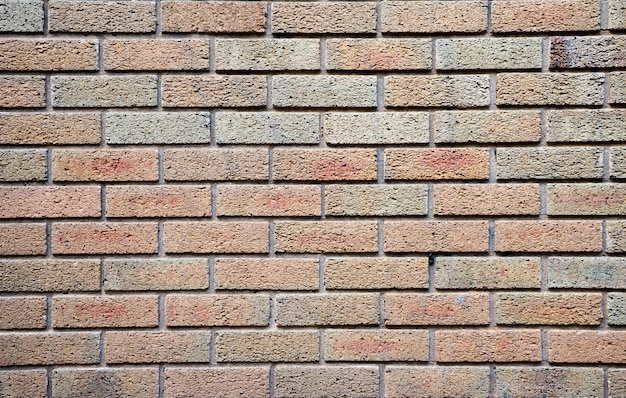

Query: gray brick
[[547, 110, 626, 142], [215, 112, 318, 144], [52, 76, 157, 108], [325, 112, 429, 145], [437, 38, 542, 70], [273, 76, 377, 108], [106, 113, 210, 144], [215, 39, 320, 71], [497, 147, 603, 180], [0, 0, 43, 32]]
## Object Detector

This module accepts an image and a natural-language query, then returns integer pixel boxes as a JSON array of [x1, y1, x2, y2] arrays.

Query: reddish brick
[[0, 112, 100, 144], [0, 332, 100, 366], [275, 293, 379, 326], [0, 370, 47, 398], [164, 368, 269, 398], [491, 0, 600, 32], [547, 183, 626, 215], [164, 148, 268, 182], [217, 185, 320, 217], [385, 148, 489, 181], [52, 368, 158, 398], [53, 295, 159, 328], [435, 330, 541, 362], [164, 222, 268, 254], [161, 1, 266, 33], [104, 259, 208, 291], [106, 186, 211, 218], [52, 222, 158, 254], [325, 257, 428, 290], [381, 1, 487, 33], [274, 221, 378, 253], [0, 297, 46, 329], [104, 39, 209, 71], [0, 223, 46, 256], [495, 293, 602, 325], [0, 76, 45, 108], [434, 184, 540, 215], [162, 75, 266, 107], [495, 221, 602, 252], [0, 186, 100, 219], [105, 331, 210, 364], [273, 149, 377, 181], [214, 258, 318, 291], [385, 75, 490, 108], [0, 260, 100, 292], [495, 367, 604, 398], [325, 330, 428, 362], [275, 366, 379, 398], [165, 294, 269, 327], [386, 367, 490, 398], [435, 257, 541, 290], [384, 221, 489, 253], [53, 149, 158, 182], [0, 39, 97, 71], [216, 331, 319, 362], [548, 331, 626, 363], [272, 2, 375, 34], [385, 293, 490, 326], [327, 39, 431, 71], [49, 0, 156, 33]]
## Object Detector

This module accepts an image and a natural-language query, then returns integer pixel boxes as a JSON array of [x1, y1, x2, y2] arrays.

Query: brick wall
[[0, 0, 625, 396]]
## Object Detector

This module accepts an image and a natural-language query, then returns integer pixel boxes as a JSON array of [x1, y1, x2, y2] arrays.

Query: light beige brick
[[52, 75, 157, 107], [216, 331, 319, 362], [607, 221, 626, 253], [272, 2, 375, 34], [386, 367, 490, 398], [611, 147, 626, 179], [548, 257, 626, 289], [216, 39, 319, 71], [437, 38, 542, 70], [547, 183, 626, 215], [104, 259, 208, 292], [165, 294, 269, 327], [52, 368, 158, 398], [324, 112, 429, 145], [610, 0, 626, 29], [385, 293, 490, 326], [161, 1, 266, 33], [275, 293, 379, 326], [162, 75, 265, 107], [325, 184, 428, 216], [273, 76, 377, 108], [381, 1, 487, 33], [0, 370, 47, 398], [53, 149, 158, 182], [214, 258, 319, 291], [50, 0, 155, 32], [0, 113, 100, 144], [53, 295, 159, 328], [551, 36, 626, 69], [0, 223, 46, 256], [547, 110, 626, 142], [436, 257, 541, 290], [164, 148, 268, 181], [0, 297, 46, 329], [105, 331, 210, 364], [610, 72, 626, 104], [385, 75, 490, 108], [496, 73, 604, 106], [497, 147, 603, 180], [495, 367, 603, 398], [106, 186, 211, 218], [495, 221, 602, 253], [0, 76, 45, 108], [496, 293, 602, 325], [164, 368, 269, 398], [164, 222, 268, 254], [434, 110, 541, 143], [52, 222, 158, 254], [215, 112, 318, 144], [385, 221, 489, 253], [0, 186, 100, 219], [0, 333, 100, 366], [436, 330, 541, 362], [274, 221, 378, 253], [548, 331, 626, 363], [492, 0, 600, 32], [385, 148, 489, 181], [327, 39, 431, 70], [325, 257, 429, 290], [433, 184, 540, 215], [273, 149, 377, 181]]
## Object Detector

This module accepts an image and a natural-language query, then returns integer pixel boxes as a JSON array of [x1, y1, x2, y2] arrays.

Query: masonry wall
[[0, 0, 625, 396]]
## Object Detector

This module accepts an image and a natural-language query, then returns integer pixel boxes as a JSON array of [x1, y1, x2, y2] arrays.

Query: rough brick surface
[[273, 149, 377, 181], [607, 221, 626, 253], [381, 1, 487, 33], [216, 39, 319, 71], [0, 39, 97, 71], [0, 0, 43, 32], [610, 0, 626, 29], [433, 110, 541, 143], [162, 1, 266, 33], [52, 75, 157, 108], [104, 259, 208, 291], [166, 294, 269, 327], [437, 38, 542, 70], [325, 184, 427, 216], [0, 223, 46, 256], [491, 0, 600, 32], [324, 330, 429, 362], [609, 72, 626, 104], [495, 367, 604, 398], [275, 293, 379, 326], [547, 110, 626, 142], [495, 293, 603, 325], [104, 39, 209, 71], [164, 148, 268, 181], [385, 293, 490, 325], [106, 185, 211, 218], [327, 39, 431, 71], [0, 297, 46, 329], [496, 73, 605, 106], [0, 149, 47, 181], [105, 331, 211, 364], [0, 333, 100, 366], [52, 368, 158, 398], [0, 370, 47, 398], [164, 368, 269, 398], [608, 293, 626, 325], [216, 331, 319, 362], [215, 258, 318, 291], [273, 76, 377, 108], [215, 112, 318, 144], [53, 295, 159, 328], [435, 257, 541, 290], [548, 257, 626, 289], [495, 221, 602, 252], [0, 186, 101, 218], [275, 221, 378, 253], [49, 1, 155, 33], [433, 184, 540, 215], [0, 112, 100, 144], [275, 366, 379, 398], [272, 3, 376, 34], [0, 260, 100, 292], [551, 36, 626, 69], [162, 75, 265, 108], [385, 148, 489, 180], [496, 147, 603, 180], [53, 149, 158, 182], [435, 330, 541, 362], [0, 76, 45, 108], [549, 332, 626, 363], [386, 367, 490, 398], [325, 257, 429, 290], [164, 222, 268, 254], [52, 222, 158, 255], [217, 185, 320, 217], [547, 183, 626, 215], [385, 221, 489, 252], [325, 112, 429, 145], [385, 75, 490, 108]]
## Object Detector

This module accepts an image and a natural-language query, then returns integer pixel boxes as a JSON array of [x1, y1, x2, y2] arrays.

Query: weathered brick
[[325, 330, 428, 362], [496, 293, 602, 325], [385, 148, 489, 181], [273, 76, 377, 108], [610, 0, 626, 29], [161, 1, 265, 33], [272, 2, 375, 34], [325, 184, 428, 216], [0, 39, 96, 71], [273, 149, 377, 181], [433, 110, 541, 143], [547, 183, 626, 215], [381, 1, 487, 33], [609, 293, 626, 325], [164, 368, 269, 398], [435, 330, 541, 362], [548, 257, 626, 289], [0, 186, 101, 218], [386, 293, 489, 326], [216, 331, 318, 362], [0, 149, 46, 182], [496, 73, 604, 105], [385, 75, 490, 108], [0, 0, 43, 32], [435, 257, 541, 290], [495, 221, 602, 252], [491, 0, 600, 32], [0, 223, 46, 256], [276, 293, 378, 326], [327, 39, 431, 70], [165, 294, 269, 327], [164, 222, 268, 254], [52, 75, 157, 107], [551, 36, 626, 69], [216, 39, 319, 71], [325, 112, 429, 145], [325, 257, 428, 290], [548, 331, 626, 363], [162, 75, 265, 108], [0, 297, 46, 329], [105, 331, 210, 364], [0, 370, 47, 398], [217, 185, 320, 217], [53, 149, 158, 182], [386, 367, 490, 398], [610, 72, 626, 104], [53, 295, 158, 328], [164, 148, 268, 182], [547, 110, 626, 142], [0, 333, 99, 366], [104, 39, 209, 71], [106, 186, 211, 218], [608, 221, 626, 252], [610, 369, 626, 398], [0, 260, 100, 292], [52, 368, 158, 398], [0, 76, 45, 108], [437, 38, 542, 70], [434, 184, 540, 215], [275, 366, 379, 398], [49, 1, 155, 33], [52, 222, 158, 254], [496, 147, 603, 180], [495, 367, 604, 398], [274, 221, 378, 253], [104, 259, 208, 292], [611, 147, 626, 178], [385, 221, 489, 253], [214, 258, 318, 291], [215, 112, 318, 145], [0, 112, 100, 144]]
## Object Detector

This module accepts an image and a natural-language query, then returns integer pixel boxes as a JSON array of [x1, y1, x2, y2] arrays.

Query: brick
[[162, 75, 265, 108], [495, 221, 602, 252], [165, 148, 268, 182], [608, 221, 626, 252], [435, 330, 541, 362], [0, 76, 45, 108], [0, 333, 99, 366], [385, 148, 489, 181], [0, 112, 100, 144], [327, 39, 431, 71], [491, 0, 600, 32], [0, 39, 96, 71], [104, 39, 209, 71], [0, 149, 46, 182], [437, 38, 542, 70], [0, 297, 46, 329], [0, 186, 101, 218], [275, 366, 379, 398], [272, 2, 375, 34], [609, 293, 626, 325], [434, 184, 540, 215], [106, 186, 211, 218], [611, 147, 626, 178], [547, 110, 626, 142], [496, 73, 604, 106], [274, 221, 378, 253], [52, 75, 157, 107], [384, 221, 489, 253], [496, 293, 602, 325], [214, 258, 319, 291], [53, 295, 158, 328], [53, 149, 158, 182], [386, 367, 490, 398], [0, 260, 100, 292], [325, 112, 429, 145], [164, 222, 268, 254], [52, 368, 158, 398], [215, 112, 318, 144], [610, 369, 626, 398], [217, 185, 320, 217], [165, 294, 269, 327], [548, 257, 626, 289], [273, 76, 376, 108], [49, 1, 155, 33], [385, 293, 490, 326], [495, 367, 604, 398], [435, 257, 541, 290], [276, 293, 378, 326], [433, 110, 541, 144], [496, 147, 603, 180], [547, 183, 626, 215], [381, 1, 487, 33], [325, 257, 428, 290], [273, 149, 377, 181], [216, 39, 319, 71], [164, 368, 269, 398], [104, 259, 208, 291], [549, 331, 626, 363], [0, 223, 46, 256], [551, 36, 626, 69], [610, 72, 626, 104], [0, 370, 47, 398], [610, 0, 626, 29], [325, 330, 428, 362], [161, 1, 265, 33], [216, 331, 318, 362], [385, 75, 490, 108], [105, 331, 210, 364], [0, 0, 42, 32], [52, 222, 158, 254], [325, 184, 428, 216]]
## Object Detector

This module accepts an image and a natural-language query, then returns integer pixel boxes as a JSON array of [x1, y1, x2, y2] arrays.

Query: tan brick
[[161, 1, 265, 33], [385, 293, 490, 326], [162, 75, 265, 108], [104, 259, 208, 291], [165, 294, 269, 327], [496, 147, 603, 180], [0, 39, 96, 71], [216, 39, 319, 71], [0, 260, 100, 292], [275, 366, 379, 398], [496, 73, 604, 105], [0, 332, 100, 366], [0, 297, 46, 329], [104, 39, 209, 71], [214, 258, 319, 291], [325, 184, 427, 216], [325, 257, 429, 290], [0, 370, 47, 398], [435, 330, 541, 362], [52, 368, 158, 398], [0, 149, 46, 182], [216, 331, 318, 362], [385, 148, 489, 180], [276, 293, 378, 326], [106, 186, 211, 218], [53, 295, 158, 328], [434, 110, 541, 143], [437, 38, 542, 70], [273, 76, 377, 108], [164, 222, 268, 254], [164, 148, 268, 181], [164, 368, 269, 398], [551, 36, 626, 69], [0, 223, 46, 256], [272, 2, 375, 34], [495, 367, 604, 398], [52, 75, 157, 107], [611, 147, 626, 179], [496, 293, 602, 325], [0, 186, 101, 218], [52, 222, 158, 254], [434, 184, 540, 215], [610, 369, 626, 398], [610, 0, 626, 29], [0, 112, 100, 144], [547, 110, 626, 142], [384, 221, 489, 253], [217, 185, 320, 217], [274, 221, 378, 253], [386, 367, 490, 398], [325, 330, 428, 362], [325, 112, 429, 145], [435, 257, 541, 290], [327, 38, 431, 70], [0, 0, 43, 32], [608, 221, 626, 253], [610, 72, 626, 104], [548, 257, 626, 289], [495, 221, 602, 253], [105, 331, 210, 364], [385, 75, 490, 108], [49, 0, 155, 33], [381, 1, 487, 33], [0, 76, 45, 108], [492, 0, 600, 32], [548, 183, 626, 215], [216, 112, 318, 145], [548, 331, 626, 363], [53, 149, 158, 182], [273, 149, 376, 181]]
